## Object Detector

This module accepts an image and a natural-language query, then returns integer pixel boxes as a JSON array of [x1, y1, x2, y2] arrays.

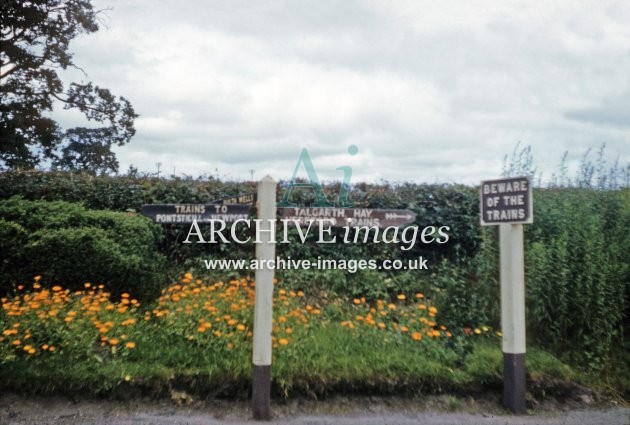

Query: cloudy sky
[[56, 0, 630, 184]]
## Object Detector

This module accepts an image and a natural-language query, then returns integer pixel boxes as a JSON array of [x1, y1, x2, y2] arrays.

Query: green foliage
[[526, 189, 628, 369], [0, 170, 628, 372], [0, 197, 166, 300], [478, 189, 629, 370], [429, 259, 491, 333], [1, 278, 583, 398], [0, 0, 137, 172], [0, 171, 482, 267]]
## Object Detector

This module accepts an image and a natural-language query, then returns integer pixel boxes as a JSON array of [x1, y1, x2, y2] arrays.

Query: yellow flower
[[397, 294, 406, 300], [124, 375, 132, 382], [474, 328, 481, 334], [125, 342, 136, 349], [236, 324, 246, 331], [279, 338, 289, 346]]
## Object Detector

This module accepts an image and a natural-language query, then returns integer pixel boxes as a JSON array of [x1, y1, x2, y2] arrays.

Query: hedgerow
[[0, 170, 628, 370], [0, 197, 166, 300]]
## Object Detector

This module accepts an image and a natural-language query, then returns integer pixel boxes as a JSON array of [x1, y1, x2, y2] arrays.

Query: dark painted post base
[[252, 364, 271, 420], [503, 353, 526, 414]]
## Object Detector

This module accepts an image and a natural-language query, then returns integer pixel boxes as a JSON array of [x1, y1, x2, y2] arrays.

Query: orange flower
[[411, 331, 422, 341], [125, 342, 136, 349], [279, 338, 289, 346], [353, 298, 361, 305]]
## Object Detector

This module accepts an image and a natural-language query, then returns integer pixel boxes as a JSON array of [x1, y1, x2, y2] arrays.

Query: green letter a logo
[[277, 148, 334, 207]]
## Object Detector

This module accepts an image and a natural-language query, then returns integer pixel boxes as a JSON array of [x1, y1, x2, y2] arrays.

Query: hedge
[[0, 171, 628, 369], [0, 197, 166, 300]]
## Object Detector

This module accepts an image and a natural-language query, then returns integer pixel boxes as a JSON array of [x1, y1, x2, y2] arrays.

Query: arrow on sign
[[385, 213, 414, 220]]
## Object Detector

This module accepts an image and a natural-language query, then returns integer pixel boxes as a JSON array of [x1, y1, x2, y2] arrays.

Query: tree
[[0, 0, 137, 173]]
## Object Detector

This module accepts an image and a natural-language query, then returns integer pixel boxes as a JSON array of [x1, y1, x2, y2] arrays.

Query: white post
[[252, 175, 276, 420], [500, 223, 526, 413]]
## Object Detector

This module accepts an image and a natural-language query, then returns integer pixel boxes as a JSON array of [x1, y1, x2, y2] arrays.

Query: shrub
[[0, 197, 166, 300], [477, 188, 629, 369]]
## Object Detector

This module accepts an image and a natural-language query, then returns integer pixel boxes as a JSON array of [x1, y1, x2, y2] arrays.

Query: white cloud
[[52, 0, 630, 185]]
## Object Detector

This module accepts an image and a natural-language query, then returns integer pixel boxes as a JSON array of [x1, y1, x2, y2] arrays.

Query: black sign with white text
[[480, 177, 533, 225], [140, 204, 251, 223]]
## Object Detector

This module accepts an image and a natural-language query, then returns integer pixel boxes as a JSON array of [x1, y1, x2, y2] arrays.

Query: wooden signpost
[[278, 207, 416, 228], [480, 176, 533, 414], [141, 183, 419, 421], [140, 203, 250, 223]]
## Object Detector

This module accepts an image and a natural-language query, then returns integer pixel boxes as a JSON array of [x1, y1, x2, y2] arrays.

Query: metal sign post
[[480, 176, 532, 414], [251, 176, 276, 420]]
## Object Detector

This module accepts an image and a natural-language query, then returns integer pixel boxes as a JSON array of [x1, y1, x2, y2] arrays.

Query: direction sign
[[480, 176, 533, 226], [213, 193, 256, 205], [278, 207, 416, 228], [140, 204, 251, 223]]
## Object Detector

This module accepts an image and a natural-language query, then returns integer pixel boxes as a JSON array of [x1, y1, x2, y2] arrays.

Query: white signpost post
[[480, 176, 533, 414], [251, 176, 276, 420]]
